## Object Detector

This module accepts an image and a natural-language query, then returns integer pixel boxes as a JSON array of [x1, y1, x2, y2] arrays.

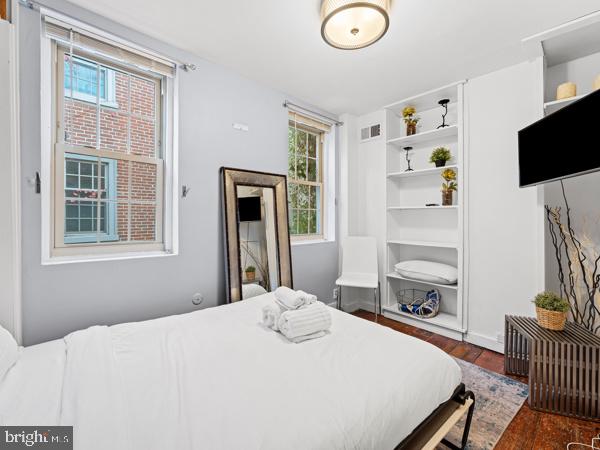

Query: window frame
[[40, 19, 178, 264], [287, 121, 326, 242]]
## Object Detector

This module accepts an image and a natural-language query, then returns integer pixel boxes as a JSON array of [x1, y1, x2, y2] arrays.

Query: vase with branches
[[402, 106, 420, 136], [545, 181, 600, 334], [441, 168, 457, 206]]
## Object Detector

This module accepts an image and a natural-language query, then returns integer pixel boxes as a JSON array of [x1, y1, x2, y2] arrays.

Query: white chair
[[336, 236, 380, 322]]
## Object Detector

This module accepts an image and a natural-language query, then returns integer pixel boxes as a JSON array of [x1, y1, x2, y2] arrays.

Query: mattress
[[0, 293, 461, 449]]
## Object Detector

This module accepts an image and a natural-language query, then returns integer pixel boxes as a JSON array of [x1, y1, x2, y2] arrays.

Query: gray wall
[[19, 0, 339, 345]]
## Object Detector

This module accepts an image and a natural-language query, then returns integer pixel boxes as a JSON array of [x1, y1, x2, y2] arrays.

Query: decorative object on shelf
[[594, 75, 600, 91], [426, 203, 440, 207], [429, 147, 451, 167], [320, 0, 390, 50], [403, 146, 414, 172], [245, 265, 256, 281], [397, 288, 440, 318], [441, 168, 457, 206], [402, 106, 419, 136], [437, 99, 450, 129], [556, 82, 577, 100], [533, 291, 569, 331], [394, 260, 458, 285]]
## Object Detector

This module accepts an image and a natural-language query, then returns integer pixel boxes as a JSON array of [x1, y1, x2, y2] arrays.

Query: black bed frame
[[396, 383, 475, 450]]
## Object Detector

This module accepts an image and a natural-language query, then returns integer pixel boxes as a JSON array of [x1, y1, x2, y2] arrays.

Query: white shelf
[[387, 125, 458, 148], [386, 272, 458, 290], [387, 165, 458, 179], [387, 205, 458, 211], [387, 240, 458, 249], [384, 81, 464, 114], [543, 95, 585, 115], [382, 303, 463, 333]]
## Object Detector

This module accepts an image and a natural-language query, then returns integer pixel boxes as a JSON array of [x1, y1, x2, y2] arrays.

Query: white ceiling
[[66, 0, 600, 115]]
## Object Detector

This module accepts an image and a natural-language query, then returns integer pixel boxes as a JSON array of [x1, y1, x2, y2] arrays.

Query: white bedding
[[0, 293, 461, 449]]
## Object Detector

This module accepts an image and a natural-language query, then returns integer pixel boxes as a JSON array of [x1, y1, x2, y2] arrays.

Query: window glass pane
[[130, 203, 157, 242], [297, 184, 309, 209], [289, 209, 297, 235], [308, 134, 317, 158], [288, 127, 296, 156], [309, 186, 319, 210], [298, 210, 309, 234], [296, 131, 307, 155], [288, 183, 297, 209], [130, 116, 156, 157], [308, 210, 317, 234], [64, 96, 97, 147], [117, 202, 129, 241], [296, 155, 306, 180], [130, 161, 158, 201], [130, 76, 156, 119], [100, 108, 128, 154], [63, 199, 106, 244], [307, 158, 317, 182]]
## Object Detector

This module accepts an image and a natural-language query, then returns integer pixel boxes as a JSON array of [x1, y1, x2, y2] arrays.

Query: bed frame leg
[[440, 390, 475, 450]]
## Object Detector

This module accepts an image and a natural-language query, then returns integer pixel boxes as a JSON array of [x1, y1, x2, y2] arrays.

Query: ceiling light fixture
[[321, 0, 390, 50]]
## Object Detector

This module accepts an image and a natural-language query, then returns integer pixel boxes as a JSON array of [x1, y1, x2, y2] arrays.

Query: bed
[[0, 293, 468, 450]]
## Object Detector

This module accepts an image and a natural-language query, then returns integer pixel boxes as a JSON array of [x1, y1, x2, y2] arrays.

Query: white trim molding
[[0, 18, 22, 343]]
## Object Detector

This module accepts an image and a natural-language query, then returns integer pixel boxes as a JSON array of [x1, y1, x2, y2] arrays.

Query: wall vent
[[360, 123, 381, 141]]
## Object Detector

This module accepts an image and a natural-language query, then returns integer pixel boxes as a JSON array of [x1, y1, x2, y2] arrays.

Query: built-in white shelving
[[383, 81, 466, 340], [386, 125, 458, 148], [387, 240, 458, 249], [543, 95, 585, 115], [386, 272, 458, 290], [387, 165, 458, 179]]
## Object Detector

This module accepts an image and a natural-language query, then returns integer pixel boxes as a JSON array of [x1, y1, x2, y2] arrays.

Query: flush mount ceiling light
[[321, 0, 390, 50]]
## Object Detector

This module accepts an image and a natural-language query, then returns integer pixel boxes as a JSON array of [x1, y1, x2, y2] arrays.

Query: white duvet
[[0, 294, 461, 450]]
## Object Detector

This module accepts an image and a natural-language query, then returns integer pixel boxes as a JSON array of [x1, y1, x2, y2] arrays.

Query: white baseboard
[[464, 331, 504, 354]]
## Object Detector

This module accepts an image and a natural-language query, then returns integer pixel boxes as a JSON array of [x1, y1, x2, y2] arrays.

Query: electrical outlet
[[192, 293, 204, 306], [333, 287, 339, 299]]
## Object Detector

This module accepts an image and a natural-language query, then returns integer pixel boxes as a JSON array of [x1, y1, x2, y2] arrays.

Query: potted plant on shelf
[[430, 147, 452, 167], [441, 169, 457, 206], [245, 266, 256, 282], [533, 291, 569, 331], [402, 106, 420, 136]]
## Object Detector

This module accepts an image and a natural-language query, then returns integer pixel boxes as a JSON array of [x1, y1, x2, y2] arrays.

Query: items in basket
[[396, 288, 440, 318]]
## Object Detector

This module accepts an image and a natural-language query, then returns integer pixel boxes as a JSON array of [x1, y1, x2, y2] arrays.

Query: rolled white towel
[[262, 304, 283, 331], [278, 302, 332, 341], [274, 286, 317, 310]]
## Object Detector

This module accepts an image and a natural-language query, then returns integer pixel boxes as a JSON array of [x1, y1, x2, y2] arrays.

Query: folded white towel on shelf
[[274, 286, 317, 311], [278, 301, 332, 342], [262, 303, 283, 331]]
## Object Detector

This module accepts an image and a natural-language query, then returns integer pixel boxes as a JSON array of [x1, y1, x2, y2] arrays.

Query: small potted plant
[[441, 169, 457, 206], [245, 266, 256, 281], [533, 291, 569, 331], [430, 147, 452, 167], [402, 106, 420, 136]]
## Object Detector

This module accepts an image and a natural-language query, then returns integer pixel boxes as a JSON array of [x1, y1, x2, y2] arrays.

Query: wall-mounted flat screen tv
[[518, 89, 600, 187], [238, 196, 262, 222]]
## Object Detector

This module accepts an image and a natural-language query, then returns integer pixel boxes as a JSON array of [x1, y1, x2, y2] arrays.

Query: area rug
[[437, 358, 529, 450]]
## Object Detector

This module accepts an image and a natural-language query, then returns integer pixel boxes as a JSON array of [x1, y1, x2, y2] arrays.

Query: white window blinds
[[42, 15, 176, 78]]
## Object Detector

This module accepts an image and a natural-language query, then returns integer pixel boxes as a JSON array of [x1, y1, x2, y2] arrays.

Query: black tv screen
[[518, 89, 600, 187], [238, 196, 261, 222]]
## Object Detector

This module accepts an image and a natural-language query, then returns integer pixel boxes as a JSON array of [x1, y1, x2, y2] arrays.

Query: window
[[42, 15, 178, 261], [287, 113, 330, 240]]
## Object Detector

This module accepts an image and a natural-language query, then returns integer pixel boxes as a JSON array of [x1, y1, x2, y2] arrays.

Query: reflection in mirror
[[237, 186, 280, 297]]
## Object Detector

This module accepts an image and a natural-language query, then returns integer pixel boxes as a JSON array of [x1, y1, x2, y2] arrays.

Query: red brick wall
[[64, 68, 159, 242]]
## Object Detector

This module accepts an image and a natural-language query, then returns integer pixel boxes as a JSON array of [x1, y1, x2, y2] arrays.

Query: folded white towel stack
[[278, 301, 332, 342], [274, 286, 317, 310]]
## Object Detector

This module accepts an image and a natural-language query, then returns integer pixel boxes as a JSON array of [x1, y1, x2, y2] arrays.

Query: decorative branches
[[545, 181, 600, 334]]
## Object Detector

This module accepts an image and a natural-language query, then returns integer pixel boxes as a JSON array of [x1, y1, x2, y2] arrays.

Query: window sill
[[291, 238, 336, 247], [42, 250, 177, 265]]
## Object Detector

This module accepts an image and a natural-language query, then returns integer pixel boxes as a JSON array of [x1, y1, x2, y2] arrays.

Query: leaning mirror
[[221, 168, 293, 302]]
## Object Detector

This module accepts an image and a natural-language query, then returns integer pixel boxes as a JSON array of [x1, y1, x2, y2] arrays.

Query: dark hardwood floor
[[352, 310, 600, 450]]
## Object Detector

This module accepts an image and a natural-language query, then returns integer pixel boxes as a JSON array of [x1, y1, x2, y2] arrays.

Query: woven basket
[[536, 307, 567, 331]]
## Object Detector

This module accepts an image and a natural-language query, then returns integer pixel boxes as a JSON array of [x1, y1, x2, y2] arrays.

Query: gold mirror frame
[[221, 167, 293, 302]]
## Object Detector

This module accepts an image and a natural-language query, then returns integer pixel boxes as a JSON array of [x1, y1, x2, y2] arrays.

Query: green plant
[[441, 169, 457, 192], [245, 266, 256, 273], [533, 291, 570, 313], [430, 147, 452, 164], [402, 106, 420, 125]]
